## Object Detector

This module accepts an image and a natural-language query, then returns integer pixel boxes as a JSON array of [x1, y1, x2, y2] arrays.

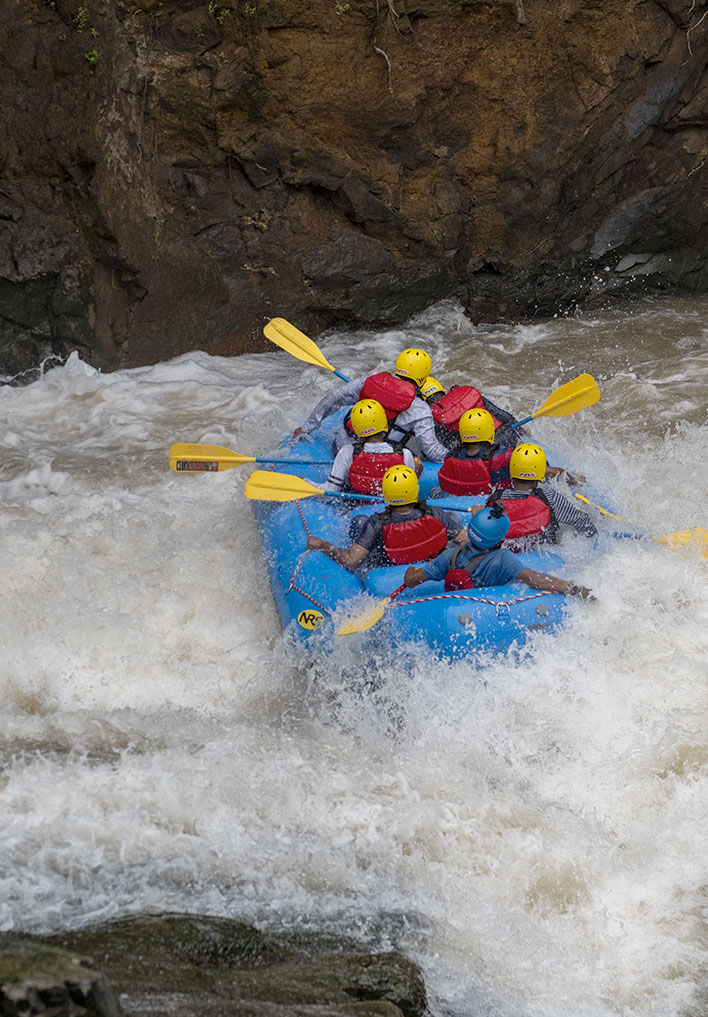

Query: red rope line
[[288, 584, 330, 614], [295, 499, 311, 537], [287, 549, 311, 590], [392, 591, 553, 608], [285, 499, 313, 589]]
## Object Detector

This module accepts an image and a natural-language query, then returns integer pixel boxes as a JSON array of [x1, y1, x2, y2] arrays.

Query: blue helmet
[[467, 501, 510, 549]]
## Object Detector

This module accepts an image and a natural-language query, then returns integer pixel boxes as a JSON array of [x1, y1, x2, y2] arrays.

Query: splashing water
[[2, 296, 708, 1017]]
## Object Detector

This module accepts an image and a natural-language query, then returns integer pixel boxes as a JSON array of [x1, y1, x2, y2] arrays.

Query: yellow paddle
[[513, 374, 600, 427], [244, 470, 383, 504], [169, 443, 331, 473], [337, 584, 406, 636], [263, 318, 351, 382], [575, 493, 708, 558]]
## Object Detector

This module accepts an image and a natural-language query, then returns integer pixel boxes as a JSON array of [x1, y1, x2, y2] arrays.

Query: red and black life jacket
[[344, 372, 417, 436], [444, 547, 493, 591], [437, 444, 513, 496], [486, 488, 559, 546], [359, 373, 416, 421], [380, 504, 449, 565], [431, 386, 503, 434], [348, 444, 406, 495]]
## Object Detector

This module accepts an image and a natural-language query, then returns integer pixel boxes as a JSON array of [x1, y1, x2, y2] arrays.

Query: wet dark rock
[[0, 938, 122, 1016], [2, 0, 708, 375], [5, 913, 429, 1017]]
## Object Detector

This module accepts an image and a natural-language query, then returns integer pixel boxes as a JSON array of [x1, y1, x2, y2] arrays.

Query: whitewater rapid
[[2, 297, 708, 1017]]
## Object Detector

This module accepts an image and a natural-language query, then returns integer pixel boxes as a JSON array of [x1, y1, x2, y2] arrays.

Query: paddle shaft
[[252, 457, 332, 465], [430, 500, 480, 514], [327, 490, 384, 503], [574, 493, 624, 520]]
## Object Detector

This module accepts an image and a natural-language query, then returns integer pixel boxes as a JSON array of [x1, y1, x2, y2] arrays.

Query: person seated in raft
[[436, 407, 515, 497], [436, 409, 584, 498], [419, 376, 523, 451], [403, 500, 594, 600], [306, 464, 467, 570], [293, 348, 450, 462], [324, 398, 421, 496], [486, 442, 597, 549]]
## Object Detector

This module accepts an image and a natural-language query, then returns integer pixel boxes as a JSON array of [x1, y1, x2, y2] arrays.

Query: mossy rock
[[216, 953, 427, 1017], [45, 914, 291, 991], [0, 937, 121, 1016], [38, 914, 427, 1017]]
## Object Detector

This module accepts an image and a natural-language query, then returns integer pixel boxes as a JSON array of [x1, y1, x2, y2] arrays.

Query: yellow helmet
[[420, 376, 446, 401], [394, 348, 432, 386], [350, 399, 388, 438], [459, 408, 495, 444], [510, 443, 547, 482], [381, 464, 419, 506]]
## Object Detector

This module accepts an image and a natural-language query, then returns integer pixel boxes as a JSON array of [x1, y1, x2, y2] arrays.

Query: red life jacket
[[359, 373, 416, 421], [431, 386, 503, 433], [348, 448, 405, 494], [501, 495, 551, 538], [381, 511, 449, 565], [437, 447, 512, 496], [444, 548, 491, 591], [489, 489, 557, 547]]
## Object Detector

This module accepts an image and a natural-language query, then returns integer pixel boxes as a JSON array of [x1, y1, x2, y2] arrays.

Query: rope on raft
[[392, 590, 554, 612], [288, 584, 330, 614], [286, 500, 332, 615]]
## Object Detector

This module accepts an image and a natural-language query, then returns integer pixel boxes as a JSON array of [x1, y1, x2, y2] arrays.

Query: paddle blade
[[532, 374, 600, 420], [336, 599, 389, 635], [653, 528, 708, 558], [244, 470, 324, 502], [574, 493, 625, 521], [169, 443, 252, 472], [264, 318, 336, 373]]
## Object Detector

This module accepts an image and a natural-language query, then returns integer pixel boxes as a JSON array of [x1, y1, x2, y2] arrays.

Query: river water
[[2, 296, 708, 1017]]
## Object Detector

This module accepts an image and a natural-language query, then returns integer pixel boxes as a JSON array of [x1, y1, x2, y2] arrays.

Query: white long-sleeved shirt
[[301, 375, 449, 462], [324, 441, 416, 492]]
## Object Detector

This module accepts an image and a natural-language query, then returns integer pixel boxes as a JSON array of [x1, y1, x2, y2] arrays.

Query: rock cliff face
[[2, 0, 708, 375]]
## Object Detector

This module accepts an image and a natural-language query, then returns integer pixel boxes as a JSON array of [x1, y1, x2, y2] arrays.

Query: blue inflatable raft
[[249, 412, 593, 661]]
